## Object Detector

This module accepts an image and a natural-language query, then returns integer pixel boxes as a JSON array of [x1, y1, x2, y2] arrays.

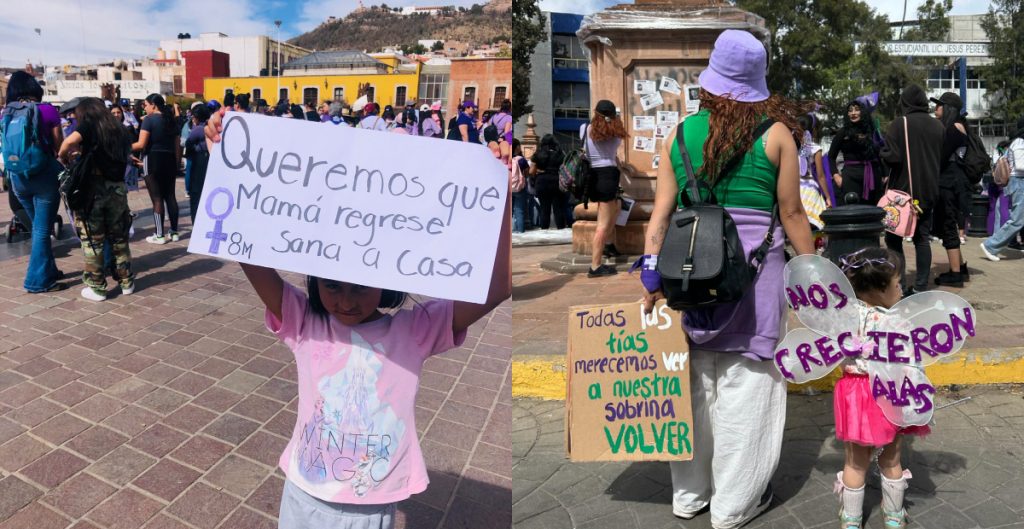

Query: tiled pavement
[[514, 388, 1024, 529], [0, 183, 511, 529]]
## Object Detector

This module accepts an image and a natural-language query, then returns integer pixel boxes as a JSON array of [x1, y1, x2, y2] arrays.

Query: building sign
[[53, 80, 172, 101], [855, 41, 990, 57]]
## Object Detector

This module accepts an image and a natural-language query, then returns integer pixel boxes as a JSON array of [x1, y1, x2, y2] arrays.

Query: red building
[[182, 50, 230, 96]]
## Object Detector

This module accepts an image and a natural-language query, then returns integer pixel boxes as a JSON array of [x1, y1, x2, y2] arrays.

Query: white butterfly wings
[[774, 255, 977, 427]]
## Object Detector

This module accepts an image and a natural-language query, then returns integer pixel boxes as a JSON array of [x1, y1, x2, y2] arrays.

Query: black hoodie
[[880, 84, 944, 211]]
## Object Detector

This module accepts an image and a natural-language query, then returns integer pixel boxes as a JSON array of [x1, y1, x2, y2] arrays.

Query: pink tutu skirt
[[834, 372, 931, 447]]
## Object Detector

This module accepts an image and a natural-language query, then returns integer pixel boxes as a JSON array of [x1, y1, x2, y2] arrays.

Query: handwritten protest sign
[[187, 112, 507, 303], [773, 255, 976, 426], [566, 301, 694, 462]]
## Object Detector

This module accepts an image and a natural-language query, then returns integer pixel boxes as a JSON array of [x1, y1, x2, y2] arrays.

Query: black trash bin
[[821, 205, 886, 266], [967, 192, 989, 237]]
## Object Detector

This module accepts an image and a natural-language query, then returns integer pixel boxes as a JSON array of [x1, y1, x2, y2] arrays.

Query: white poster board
[[187, 112, 508, 303]]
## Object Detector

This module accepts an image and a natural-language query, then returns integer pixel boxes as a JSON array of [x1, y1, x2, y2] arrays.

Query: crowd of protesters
[[2, 73, 513, 302]]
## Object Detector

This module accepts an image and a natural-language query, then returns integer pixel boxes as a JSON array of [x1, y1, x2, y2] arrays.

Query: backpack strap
[[582, 124, 591, 160]]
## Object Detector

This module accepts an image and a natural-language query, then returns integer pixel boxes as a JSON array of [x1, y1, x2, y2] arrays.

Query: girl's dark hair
[[145, 93, 178, 138], [305, 276, 407, 318], [841, 247, 902, 295], [6, 71, 43, 102], [797, 114, 819, 142], [75, 97, 129, 163], [383, 107, 396, 121], [939, 103, 962, 130], [290, 104, 305, 119], [512, 138, 522, 156], [531, 134, 564, 170], [500, 99, 511, 113], [191, 104, 211, 123]]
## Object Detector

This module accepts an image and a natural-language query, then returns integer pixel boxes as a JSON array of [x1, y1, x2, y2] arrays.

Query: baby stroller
[[5, 175, 64, 243]]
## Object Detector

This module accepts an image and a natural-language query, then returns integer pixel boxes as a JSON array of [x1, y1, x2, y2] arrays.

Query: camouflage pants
[[74, 180, 134, 294]]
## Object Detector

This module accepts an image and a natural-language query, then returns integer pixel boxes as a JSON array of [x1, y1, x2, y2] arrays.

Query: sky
[[536, 0, 993, 25], [0, 0, 486, 68]]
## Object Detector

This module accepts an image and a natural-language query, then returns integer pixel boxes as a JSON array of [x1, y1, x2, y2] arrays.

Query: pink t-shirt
[[266, 283, 466, 504]]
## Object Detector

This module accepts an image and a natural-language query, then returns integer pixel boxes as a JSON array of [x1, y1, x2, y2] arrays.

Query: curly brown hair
[[697, 89, 815, 186], [589, 113, 629, 142]]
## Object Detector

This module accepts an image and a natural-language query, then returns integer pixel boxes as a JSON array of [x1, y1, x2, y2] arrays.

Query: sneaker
[[673, 503, 708, 520], [169, 231, 180, 242], [587, 264, 618, 277], [980, 242, 1001, 262], [960, 262, 970, 281], [80, 286, 106, 302], [121, 282, 135, 295], [146, 234, 167, 245], [959, 235, 967, 245], [1009, 239, 1023, 251], [901, 286, 918, 299], [934, 271, 964, 288], [839, 507, 863, 529], [882, 508, 907, 529]]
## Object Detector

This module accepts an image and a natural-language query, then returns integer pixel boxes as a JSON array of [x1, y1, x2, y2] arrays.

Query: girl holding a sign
[[833, 248, 926, 529], [203, 111, 512, 529]]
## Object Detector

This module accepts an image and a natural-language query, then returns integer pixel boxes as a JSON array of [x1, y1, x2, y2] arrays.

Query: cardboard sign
[[187, 112, 508, 303], [566, 301, 694, 462]]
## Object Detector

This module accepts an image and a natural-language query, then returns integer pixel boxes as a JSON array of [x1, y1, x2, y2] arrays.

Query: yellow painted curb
[[513, 348, 1024, 400], [512, 360, 567, 400]]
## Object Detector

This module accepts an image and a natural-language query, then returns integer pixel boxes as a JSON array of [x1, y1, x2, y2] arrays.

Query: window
[[252, 88, 262, 103], [365, 86, 375, 103], [279, 88, 288, 103], [417, 73, 449, 109], [395, 86, 407, 107], [463, 86, 476, 105], [303, 87, 318, 107], [492, 86, 507, 109], [552, 34, 587, 69], [334, 87, 345, 102], [552, 82, 590, 119]]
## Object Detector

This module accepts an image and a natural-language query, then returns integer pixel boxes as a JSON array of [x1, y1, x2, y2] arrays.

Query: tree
[[901, 0, 952, 68], [512, 0, 545, 121], [431, 40, 445, 51], [401, 43, 428, 55], [981, 1, 1024, 124], [470, 3, 484, 14], [737, 0, 923, 128]]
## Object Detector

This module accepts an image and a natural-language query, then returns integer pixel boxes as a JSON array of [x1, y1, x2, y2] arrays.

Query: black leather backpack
[[658, 119, 778, 310]]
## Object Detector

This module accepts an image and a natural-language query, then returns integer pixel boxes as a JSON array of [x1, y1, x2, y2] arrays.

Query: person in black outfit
[[529, 135, 568, 230], [930, 92, 971, 287], [828, 98, 883, 205], [880, 85, 944, 296]]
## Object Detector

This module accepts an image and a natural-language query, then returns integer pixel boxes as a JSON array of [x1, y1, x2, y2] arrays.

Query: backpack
[[993, 154, 1011, 187], [59, 148, 96, 214], [559, 124, 592, 201], [960, 125, 992, 184], [657, 118, 778, 311], [510, 155, 525, 192], [1, 102, 48, 177], [483, 122, 499, 143]]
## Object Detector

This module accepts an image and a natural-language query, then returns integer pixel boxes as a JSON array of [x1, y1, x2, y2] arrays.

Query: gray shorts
[[278, 479, 396, 529]]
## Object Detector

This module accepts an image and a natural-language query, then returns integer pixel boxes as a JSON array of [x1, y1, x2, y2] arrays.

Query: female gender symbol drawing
[[205, 187, 235, 254]]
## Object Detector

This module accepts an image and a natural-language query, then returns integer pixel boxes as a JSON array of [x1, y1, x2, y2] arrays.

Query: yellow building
[[203, 67, 421, 108]]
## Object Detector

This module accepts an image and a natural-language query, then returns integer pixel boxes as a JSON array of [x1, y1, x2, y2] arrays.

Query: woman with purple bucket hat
[[637, 29, 815, 528]]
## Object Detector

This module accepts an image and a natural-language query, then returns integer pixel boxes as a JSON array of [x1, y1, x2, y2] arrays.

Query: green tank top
[[669, 109, 777, 212]]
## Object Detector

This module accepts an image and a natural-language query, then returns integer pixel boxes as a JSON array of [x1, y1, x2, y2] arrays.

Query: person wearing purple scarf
[[638, 30, 814, 529], [828, 98, 884, 205]]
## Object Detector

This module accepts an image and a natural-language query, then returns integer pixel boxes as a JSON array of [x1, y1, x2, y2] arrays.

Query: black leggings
[[144, 151, 179, 235]]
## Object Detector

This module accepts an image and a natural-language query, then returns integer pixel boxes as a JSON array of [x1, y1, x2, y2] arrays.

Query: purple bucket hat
[[697, 30, 770, 103]]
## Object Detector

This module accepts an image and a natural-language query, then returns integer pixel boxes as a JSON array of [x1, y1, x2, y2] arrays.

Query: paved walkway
[[514, 387, 1024, 529], [0, 183, 511, 529]]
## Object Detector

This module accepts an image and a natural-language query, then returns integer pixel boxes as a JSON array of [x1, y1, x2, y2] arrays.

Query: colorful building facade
[[203, 66, 421, 108]]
